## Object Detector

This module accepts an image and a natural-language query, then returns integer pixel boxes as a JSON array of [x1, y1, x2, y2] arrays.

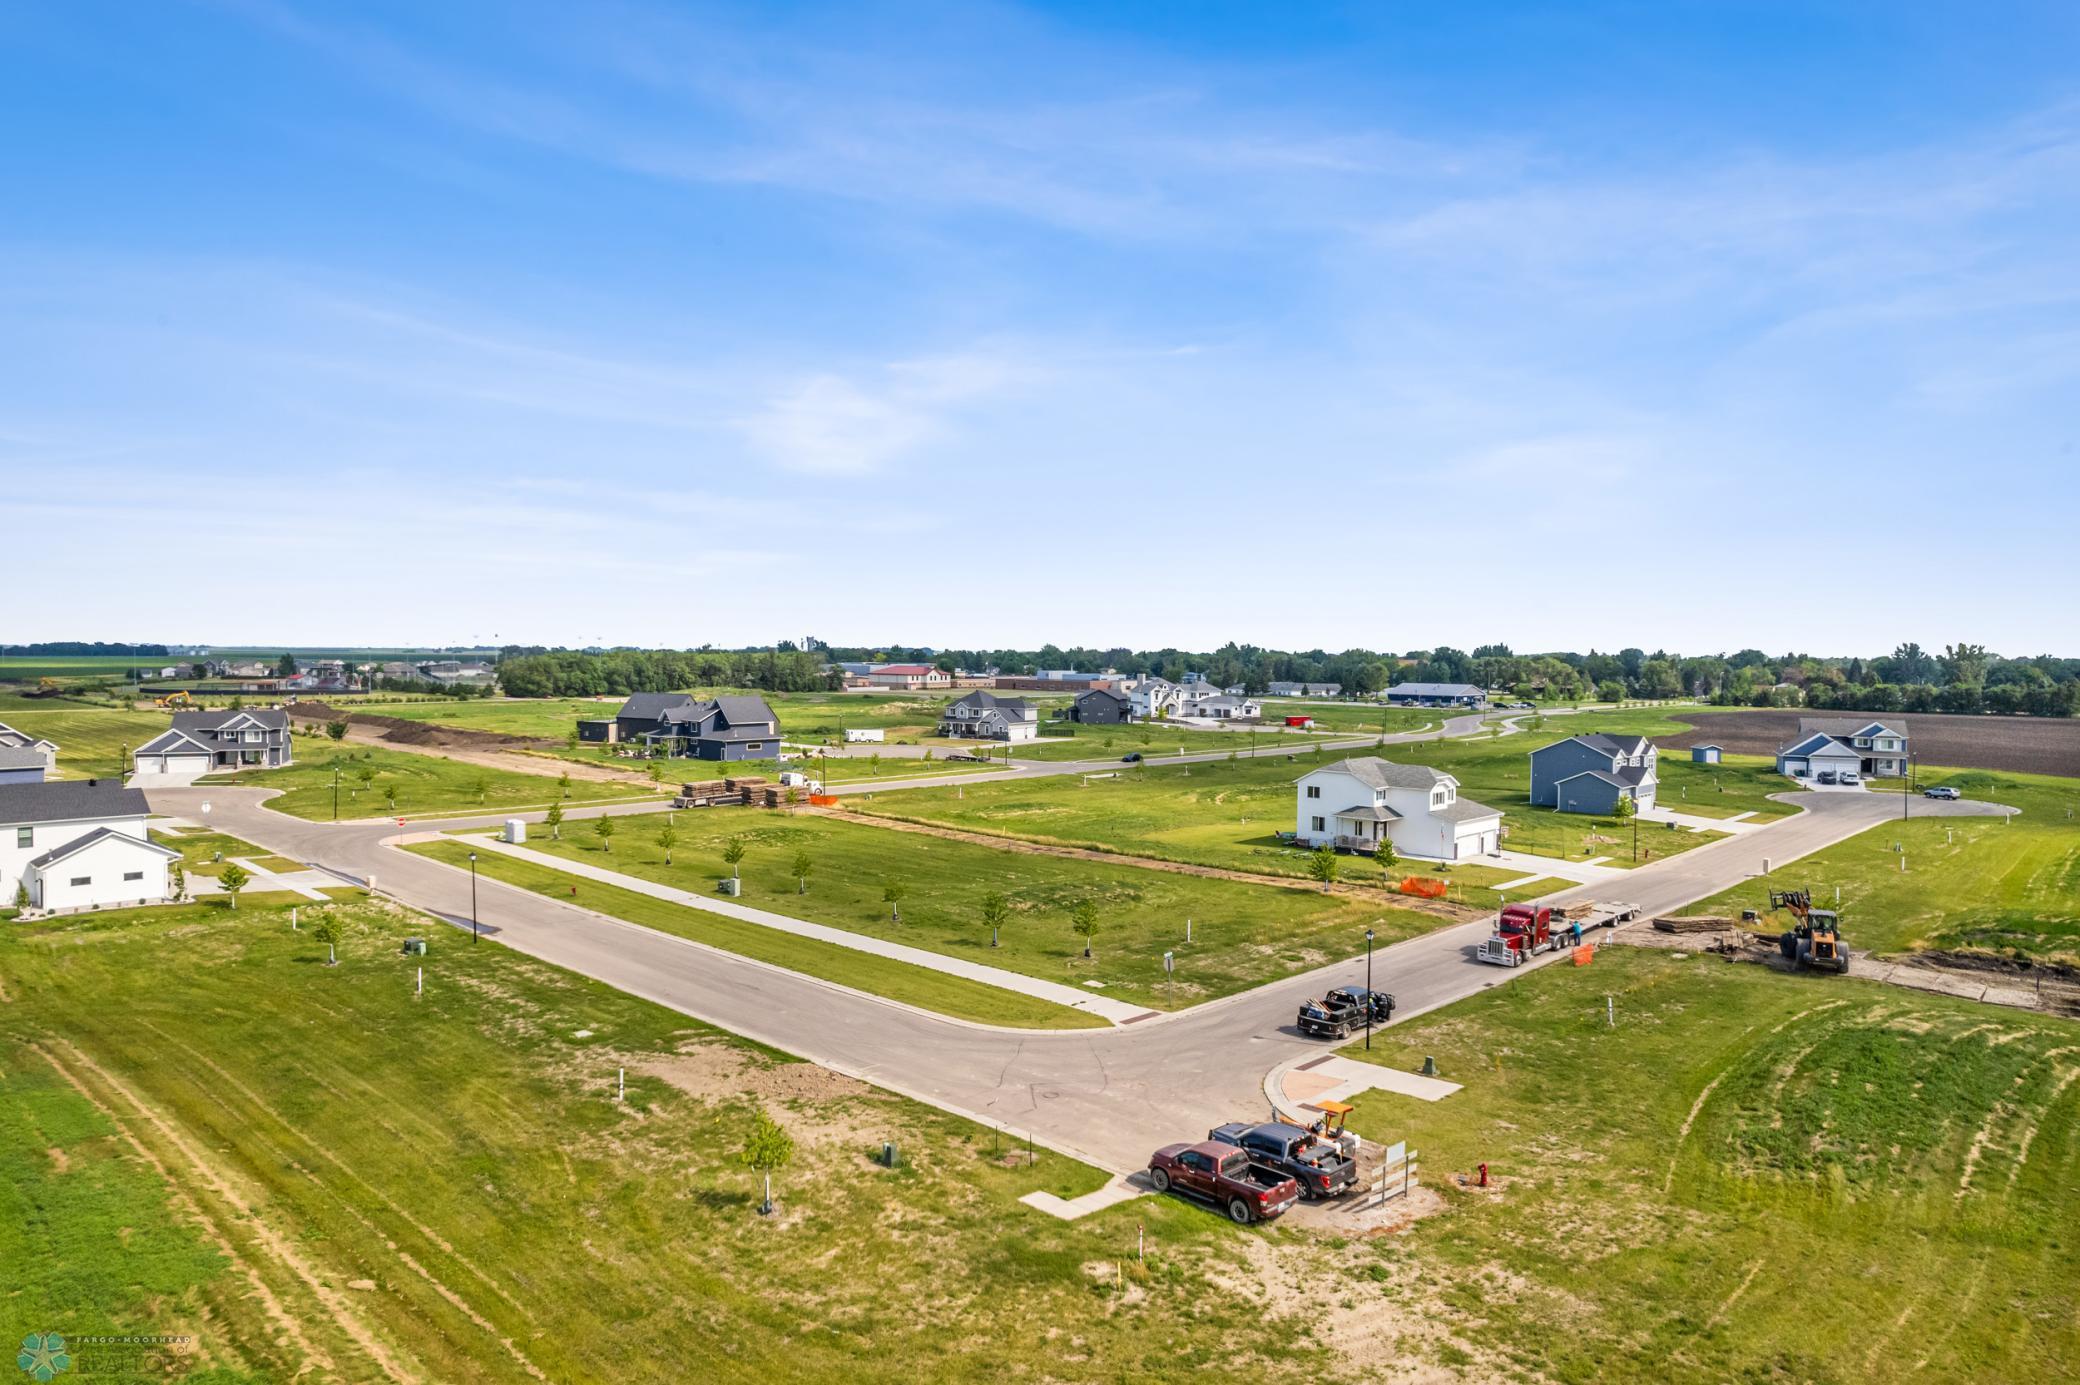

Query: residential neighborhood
[[10, 4, 2080, 1381]]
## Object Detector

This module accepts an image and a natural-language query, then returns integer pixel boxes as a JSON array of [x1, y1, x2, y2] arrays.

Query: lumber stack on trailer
[[1652, 914, 1737, 934]]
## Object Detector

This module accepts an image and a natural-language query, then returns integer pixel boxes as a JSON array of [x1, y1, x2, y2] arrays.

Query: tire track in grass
[[1662, 1000, 1848, 1194], [2007, 1054, 2080, 1192], [1956, 1044, 2076, 1200], [1702, 1259, 1763, 1331], [32, 1041, 349, 1379], [140, 1021, 542, 1330]]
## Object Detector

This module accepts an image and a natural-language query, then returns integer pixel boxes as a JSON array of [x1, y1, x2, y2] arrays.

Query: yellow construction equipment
[[155, 690, 195, 710], [1768, 889, 1850, 974]]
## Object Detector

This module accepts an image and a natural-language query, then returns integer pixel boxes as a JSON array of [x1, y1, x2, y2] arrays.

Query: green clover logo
[[16, 1334, 69, 1382]]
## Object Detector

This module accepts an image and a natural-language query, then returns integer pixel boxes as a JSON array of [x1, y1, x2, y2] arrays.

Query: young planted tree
[[1307, 845, 1340, 890], [217, 863, 251, 910], [647, 759, 665, 785], [594, 815, 617, 853], [721, 837, 747, 880], [468, 775, 491, 805], [383, 785, 399, 813], [13, 881, 29, 912], [544, 802, 564, 841], [1069, 899, 1100, 959], [557, 771, 572, 800], [168, 863, 186, 901], [566, 729, 580, 752], [981, 890, 1010, 948], [741, 1108, 795, 1216], [1376, 839, 1399, 877], [883, 881, 907, 923], [790, 849, 813, 894], [354, 765, 376, 798], [326, 719, 348, 742], [312, 912, 345, 965], [655, 822, 678, 865]]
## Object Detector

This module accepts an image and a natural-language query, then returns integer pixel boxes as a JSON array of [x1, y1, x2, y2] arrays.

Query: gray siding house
[[1529, 733, 1658, 814], [0, 722, 58, 774], [1072, 689, 1131, 724], [600, 693, 781, 761], [1776, 718, 1908, 779], [940, 691, 1039, 741], [133, 708, 294, 778]]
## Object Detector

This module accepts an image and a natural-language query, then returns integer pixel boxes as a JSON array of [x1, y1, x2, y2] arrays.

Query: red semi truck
[[1476, 903, 1559, 967]]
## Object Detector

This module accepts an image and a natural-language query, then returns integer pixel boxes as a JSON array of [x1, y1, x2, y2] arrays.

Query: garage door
[[1783, 757, 1807, 776]]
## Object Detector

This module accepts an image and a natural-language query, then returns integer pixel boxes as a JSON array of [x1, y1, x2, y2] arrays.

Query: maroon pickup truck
[[1148, 1141, 1302, 1224]]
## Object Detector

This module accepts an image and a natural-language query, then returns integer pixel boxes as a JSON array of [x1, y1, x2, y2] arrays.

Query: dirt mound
[[289, 702, 547, 752]]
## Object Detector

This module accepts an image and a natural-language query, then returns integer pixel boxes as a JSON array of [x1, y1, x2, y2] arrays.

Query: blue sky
[[5, 1, 2077, 653]]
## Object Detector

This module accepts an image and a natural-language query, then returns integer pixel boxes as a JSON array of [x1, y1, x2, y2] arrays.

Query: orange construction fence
[[1398, 876, 1449, 899], [807, 794, 839, 807], [1572, 945, 1594, 966]]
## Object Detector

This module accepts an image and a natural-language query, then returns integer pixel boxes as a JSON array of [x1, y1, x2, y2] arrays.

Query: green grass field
[[0, 707, 168, 779], [0, 894, 1313, 1382], [458, 808, 1437, 1008], [232, 745, 663, 820], [1254, 701, 1446, 735], [408, 840, 1106, 1029], [1684, 767, 2080, 963], [1333, 947, 2080, 1381]]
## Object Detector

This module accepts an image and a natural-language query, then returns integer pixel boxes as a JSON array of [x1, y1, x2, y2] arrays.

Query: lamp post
[[468, 851, 479, 943], [1902, 753, 1911, 822], [332, 765, 340, 822], [1364, 928, 1376, 1051]]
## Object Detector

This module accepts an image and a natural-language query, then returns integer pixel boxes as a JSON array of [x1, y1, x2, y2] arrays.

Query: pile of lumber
[[680, 779, 732, 797], [725, 775, 768, 792], [1652, 914, 1736, 935]]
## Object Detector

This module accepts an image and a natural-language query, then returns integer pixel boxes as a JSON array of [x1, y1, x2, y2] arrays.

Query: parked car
[[1147, 1141, 1301, 1223], [1206, 1121, 1358, 1199], [1122, 751, 1143, 763], [1924, 785, 1961, 800], [1296, 986, 1395, 1039], [1839, 770, 1861, 785], [1817, 770, 1838, 785]]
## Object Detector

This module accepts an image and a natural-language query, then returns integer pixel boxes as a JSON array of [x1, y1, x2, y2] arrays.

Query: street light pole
[[468, 851, 479, 943], [1903, 754, 1911, 822], [1364, 928, 1375, 1051], [332, 766, 340, 822]]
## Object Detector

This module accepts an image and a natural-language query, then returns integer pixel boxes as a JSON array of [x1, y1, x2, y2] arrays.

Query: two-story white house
[[131, 708, 295, 784], [1295, 757, 1504, 862], [1132, 679, 1228, 720], [1776, 718, 1910, 779], [0, 779, 178, 912]]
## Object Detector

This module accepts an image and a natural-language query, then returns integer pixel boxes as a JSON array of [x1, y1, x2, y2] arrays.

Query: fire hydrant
[[1478, 1162, 1489, 1188]]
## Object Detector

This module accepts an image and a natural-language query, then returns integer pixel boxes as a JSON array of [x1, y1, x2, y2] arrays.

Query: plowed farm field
[[1659, 710, 2080, 777]]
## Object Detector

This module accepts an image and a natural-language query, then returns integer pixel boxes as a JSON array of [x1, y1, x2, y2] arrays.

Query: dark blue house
[[1528, 733, 1659, 815]]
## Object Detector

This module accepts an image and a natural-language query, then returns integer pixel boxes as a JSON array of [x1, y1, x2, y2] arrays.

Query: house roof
[[173, 707, 290, 734], [1781, 732, 1860, 759], [1799, 717, 1907, 741], [135, 728, 216, 756], [1386, 682, 1486, 698], [1554, 769, 1627, 791], [0, 779, 150, 827], [950, 691, 1030, 713], [1691, 744, 1723, 751], [1568, 732, 1651, 757], [872, 664, 938, 675], [617, 692, 696, 721], [1076, 687, 1129, 704], [0, 746, 46, 772], [27, 826, 180, 870], [1331, 802, 1402, 823], [1312, 757, 1454, 791], [1436, 797, 1503, 824], [711, 695, 778, 727]]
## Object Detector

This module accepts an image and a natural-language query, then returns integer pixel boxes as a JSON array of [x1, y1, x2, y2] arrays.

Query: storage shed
[[1690, 745, 1722, 765]]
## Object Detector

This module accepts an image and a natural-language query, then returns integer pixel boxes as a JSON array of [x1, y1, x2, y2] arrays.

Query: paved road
[[149, 766, 2010, 1176]]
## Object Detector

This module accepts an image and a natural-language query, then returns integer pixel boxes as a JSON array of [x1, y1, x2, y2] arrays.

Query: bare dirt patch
[[1658, 709, 2080, 777], [636, 1040, 896, 1149]]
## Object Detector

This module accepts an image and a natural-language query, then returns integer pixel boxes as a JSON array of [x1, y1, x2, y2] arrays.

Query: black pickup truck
[[1296, 986, 1395, 1039], [1208, 1121, 1358, 1199]]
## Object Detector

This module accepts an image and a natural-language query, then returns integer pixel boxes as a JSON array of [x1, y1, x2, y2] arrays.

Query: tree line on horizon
[[488, 640, 2080, 717]]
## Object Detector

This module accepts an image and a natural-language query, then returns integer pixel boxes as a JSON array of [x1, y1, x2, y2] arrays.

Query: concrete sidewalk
[[1477, 847, 1623, 884], [456, 834, 1159, 1025]]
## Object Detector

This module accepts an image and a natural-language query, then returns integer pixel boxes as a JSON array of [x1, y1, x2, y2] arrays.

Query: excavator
[[154, 690, 195, 710], [1768, 889, 1850, 974]]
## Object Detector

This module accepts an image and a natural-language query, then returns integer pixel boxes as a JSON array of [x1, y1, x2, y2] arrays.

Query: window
[[1311, 816, 1325, 832], [123, 871, 144, 882], [747, 743, 764, 753], [70, 876, 91, 887], [1305, 785, 1321, 799], [15, 827, 29, 848]]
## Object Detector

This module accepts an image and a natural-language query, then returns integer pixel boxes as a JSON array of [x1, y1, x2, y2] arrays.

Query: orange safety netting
[[1398, 876, 1449, 898]]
